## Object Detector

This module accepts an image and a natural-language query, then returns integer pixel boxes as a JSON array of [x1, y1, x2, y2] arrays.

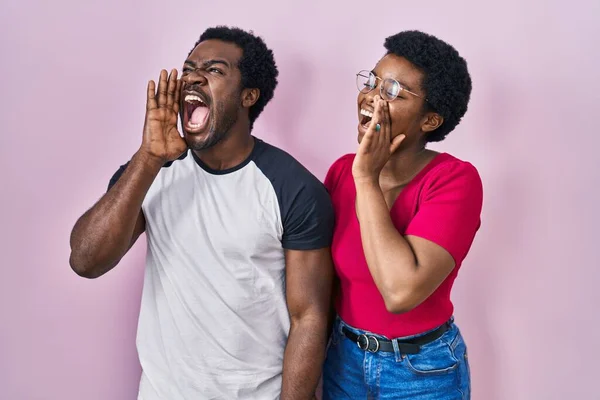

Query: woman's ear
[[421, 112, 443, 133]]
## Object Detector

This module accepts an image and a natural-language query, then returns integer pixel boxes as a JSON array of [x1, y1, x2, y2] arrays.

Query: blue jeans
[[322, 317, 470, 399]]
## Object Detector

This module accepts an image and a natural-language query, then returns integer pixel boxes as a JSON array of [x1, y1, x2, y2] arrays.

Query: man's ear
[[241, 88, 260, 108]]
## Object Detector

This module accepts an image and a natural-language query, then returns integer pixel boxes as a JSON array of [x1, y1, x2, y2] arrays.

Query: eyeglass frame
[[356, 70, 428, 102]]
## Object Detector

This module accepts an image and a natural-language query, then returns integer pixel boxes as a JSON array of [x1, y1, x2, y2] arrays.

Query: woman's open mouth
[[360, 108, 373, 129]]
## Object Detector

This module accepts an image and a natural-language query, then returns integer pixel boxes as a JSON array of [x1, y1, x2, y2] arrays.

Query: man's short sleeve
[[244, 141, 337, 251], [107, 162, 129, 192], [281, 178, 334, 250]]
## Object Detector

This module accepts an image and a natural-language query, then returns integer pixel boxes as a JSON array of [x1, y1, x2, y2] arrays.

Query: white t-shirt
[[108, 138, 334, 400]]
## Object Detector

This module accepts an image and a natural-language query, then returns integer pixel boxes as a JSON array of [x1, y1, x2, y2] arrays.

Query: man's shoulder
[[252, 139, 323, 188], [252, 140, 334, 249]]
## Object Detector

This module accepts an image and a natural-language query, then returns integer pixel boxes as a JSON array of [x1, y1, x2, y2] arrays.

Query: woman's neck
[[380, 145, 437, 187]]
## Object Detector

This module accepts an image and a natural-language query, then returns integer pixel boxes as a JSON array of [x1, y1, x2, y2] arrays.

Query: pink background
[[2, 0, 599, 399]]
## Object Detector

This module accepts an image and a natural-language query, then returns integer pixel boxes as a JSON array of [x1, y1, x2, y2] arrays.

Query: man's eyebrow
[[184, 59, 231, 69]]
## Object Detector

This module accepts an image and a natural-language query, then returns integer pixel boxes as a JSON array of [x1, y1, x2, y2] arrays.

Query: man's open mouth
[[183, 93, 210, 133]]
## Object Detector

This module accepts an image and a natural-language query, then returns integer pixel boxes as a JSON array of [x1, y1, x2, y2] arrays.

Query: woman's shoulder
[[417, 152, 483, 202], [422, 152, 481, 183], [324, 154, 355, 193], [331, 153, 356, 169]]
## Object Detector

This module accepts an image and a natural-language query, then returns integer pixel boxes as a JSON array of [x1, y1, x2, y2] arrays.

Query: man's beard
[[186, 100, 239, 151]]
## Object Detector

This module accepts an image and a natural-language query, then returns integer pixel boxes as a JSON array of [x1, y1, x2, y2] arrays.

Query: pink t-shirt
[[324, 153, 483, 338]]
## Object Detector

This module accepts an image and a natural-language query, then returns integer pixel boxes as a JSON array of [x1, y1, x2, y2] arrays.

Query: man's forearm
[[69, 150, 162, 277], [281, 315, 328, 400]]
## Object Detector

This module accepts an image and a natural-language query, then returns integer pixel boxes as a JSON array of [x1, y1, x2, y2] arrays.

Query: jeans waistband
[[336, 317, 455, 354]]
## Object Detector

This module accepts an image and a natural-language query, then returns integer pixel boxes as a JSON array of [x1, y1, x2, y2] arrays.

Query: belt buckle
[[357, 334, 380, 353]]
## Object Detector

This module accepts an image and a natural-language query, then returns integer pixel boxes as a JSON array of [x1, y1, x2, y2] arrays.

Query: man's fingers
[[157, 69, 168, 106], [147, 80, 157, 111], [173, 79, 182, 114], [166, 69, 178, 108]]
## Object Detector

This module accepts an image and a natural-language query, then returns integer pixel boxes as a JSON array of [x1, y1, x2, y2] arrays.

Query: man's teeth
[[360, 109, 373, 118], [184, 94, 205, 104]]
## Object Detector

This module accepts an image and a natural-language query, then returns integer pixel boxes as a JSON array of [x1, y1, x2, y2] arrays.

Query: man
[[69, 26, 334, 400]]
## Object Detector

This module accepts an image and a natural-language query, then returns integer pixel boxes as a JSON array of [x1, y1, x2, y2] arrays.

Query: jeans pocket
[[404, 330, 460, 376]]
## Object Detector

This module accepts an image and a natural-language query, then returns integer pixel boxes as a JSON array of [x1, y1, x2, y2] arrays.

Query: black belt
[[341, 320, 452, 354]]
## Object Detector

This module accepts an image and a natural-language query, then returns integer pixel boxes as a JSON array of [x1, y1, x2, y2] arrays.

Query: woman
[[322, 30, 482, 399]]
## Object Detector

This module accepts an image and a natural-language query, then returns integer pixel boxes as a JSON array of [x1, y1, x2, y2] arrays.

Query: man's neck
[[193, 131, 255, 171]]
